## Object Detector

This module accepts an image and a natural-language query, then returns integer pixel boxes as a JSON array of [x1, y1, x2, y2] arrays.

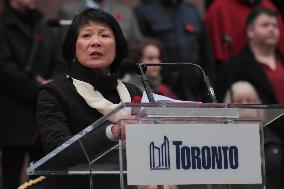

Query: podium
[[27, 102, 284, 189]]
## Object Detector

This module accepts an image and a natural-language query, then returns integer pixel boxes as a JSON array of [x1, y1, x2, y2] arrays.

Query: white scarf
[[72, 78, 131, 123]]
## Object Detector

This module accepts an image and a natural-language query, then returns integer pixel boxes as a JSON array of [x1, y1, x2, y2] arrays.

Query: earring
[[73, 56, 77, 63]]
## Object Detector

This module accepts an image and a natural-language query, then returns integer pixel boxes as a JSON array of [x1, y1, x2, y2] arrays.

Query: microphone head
[[119, 58, 147, 76], [138, 63, 147, 75], [222, 34, 232, 43]]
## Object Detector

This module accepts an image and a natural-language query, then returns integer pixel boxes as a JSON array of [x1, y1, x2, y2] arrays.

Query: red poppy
[[185, 23, 195, 33], [132, 96, 142, 103], [33, 33, 41, 41], [114, 12, 124, 21]]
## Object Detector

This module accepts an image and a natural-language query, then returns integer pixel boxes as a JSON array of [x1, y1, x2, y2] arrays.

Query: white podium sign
[[125, 123, 262, 185]]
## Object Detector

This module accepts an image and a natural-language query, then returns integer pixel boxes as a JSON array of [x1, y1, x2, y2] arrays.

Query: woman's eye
[[102, 33, 110, 38], [82, 33, 91, 38]]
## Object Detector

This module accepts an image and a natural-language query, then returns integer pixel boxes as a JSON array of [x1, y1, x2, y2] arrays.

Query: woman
[[121, 37, 176, 99], [36, 8, 141, 189]]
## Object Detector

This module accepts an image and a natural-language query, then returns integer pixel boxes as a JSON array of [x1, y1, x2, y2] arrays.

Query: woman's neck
[[69, 62, 117, 91]]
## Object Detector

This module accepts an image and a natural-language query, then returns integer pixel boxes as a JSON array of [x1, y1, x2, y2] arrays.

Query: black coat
[[36, 62, 142, 189], [0, 7, 66, 146], [218, 44, 283, 104], [218, 44, 284, 137]]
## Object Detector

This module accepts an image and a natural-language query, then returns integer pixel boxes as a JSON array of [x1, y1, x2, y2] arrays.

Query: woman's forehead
[[79, 21, 113, 32]]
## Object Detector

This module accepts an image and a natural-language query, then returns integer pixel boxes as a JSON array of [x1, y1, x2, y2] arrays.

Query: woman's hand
[[111, 115, 138, 141]]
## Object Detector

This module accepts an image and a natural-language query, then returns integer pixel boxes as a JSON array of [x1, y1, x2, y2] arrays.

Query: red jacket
[[205, 0, 284, 62]]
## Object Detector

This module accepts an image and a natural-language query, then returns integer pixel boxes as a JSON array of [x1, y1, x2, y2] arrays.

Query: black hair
[[62, 8, 128, 73], [246, 7, 278, 28]]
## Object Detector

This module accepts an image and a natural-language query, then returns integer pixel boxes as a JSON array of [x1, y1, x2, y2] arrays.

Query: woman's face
[[76, 21, 116, 71], [142, 44, 161, 77]]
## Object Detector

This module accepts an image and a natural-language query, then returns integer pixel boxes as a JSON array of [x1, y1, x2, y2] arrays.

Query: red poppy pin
[[185, 23, 195, 33], [114, 12, 124, 21], [33, 33, 42, 41], [132, 96, 142, 103]]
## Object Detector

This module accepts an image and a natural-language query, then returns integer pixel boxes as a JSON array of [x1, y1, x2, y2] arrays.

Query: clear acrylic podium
[[27, 102, 284, 189]]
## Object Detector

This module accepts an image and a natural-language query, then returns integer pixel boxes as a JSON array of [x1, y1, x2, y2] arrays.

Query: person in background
[[224, 81, 260, 104], [120, 37, 176, 99], [223, 81, 283, 189], [219, 7, 284, 105], [205, 0, 284, 64], [58, 0, 142, 45], [37, 8, 141, 189], [134, 0, 216, 101], [0, 0, 66, 188], [219, 8, 284, 188], [224, 81, 261, 119]]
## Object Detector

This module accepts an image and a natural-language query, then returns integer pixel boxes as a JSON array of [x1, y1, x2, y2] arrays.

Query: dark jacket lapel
[[239, 45, 277, 103]]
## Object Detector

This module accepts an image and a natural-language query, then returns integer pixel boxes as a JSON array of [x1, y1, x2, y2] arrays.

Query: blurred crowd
[[0, 0, 284, 189]]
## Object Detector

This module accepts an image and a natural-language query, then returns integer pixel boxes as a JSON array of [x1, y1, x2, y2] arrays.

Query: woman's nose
[[90, 36, 101, 47]]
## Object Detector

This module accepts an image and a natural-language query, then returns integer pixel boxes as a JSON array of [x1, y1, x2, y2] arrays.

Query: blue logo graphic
[[149, 136, 170, 170]]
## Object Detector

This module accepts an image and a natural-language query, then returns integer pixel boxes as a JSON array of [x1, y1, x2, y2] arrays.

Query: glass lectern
[[27, 102, 284, 189]]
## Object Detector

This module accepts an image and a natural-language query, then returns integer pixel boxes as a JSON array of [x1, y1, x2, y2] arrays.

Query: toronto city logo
[[149, 136, 239, 170], [149, 136, 171, 170]]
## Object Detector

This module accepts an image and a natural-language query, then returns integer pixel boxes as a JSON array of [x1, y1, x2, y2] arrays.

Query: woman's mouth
[[90, 51, 103, 58]]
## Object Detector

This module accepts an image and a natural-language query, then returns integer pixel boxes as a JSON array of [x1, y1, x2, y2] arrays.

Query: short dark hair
[[62, 8, 128, 73], [246, 7, 278, 28]]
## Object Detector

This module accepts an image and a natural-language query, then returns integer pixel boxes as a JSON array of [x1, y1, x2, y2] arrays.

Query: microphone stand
[[138, 63, 156, 103], [137, 62, 217, 189], [139, 63, 218, 103], [138, 63, 161, 188]]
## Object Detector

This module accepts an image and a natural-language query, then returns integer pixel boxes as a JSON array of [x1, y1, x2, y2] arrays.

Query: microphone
[[120, 59, 154, 102], [222, 34, 233, 50], [222, 34, 232, 44], [120, 59, 217, 103], [47, 19, 72, 27], [222, 34, 233, 58], [120, 58, 146, 75], [138, 62, 217, 103]]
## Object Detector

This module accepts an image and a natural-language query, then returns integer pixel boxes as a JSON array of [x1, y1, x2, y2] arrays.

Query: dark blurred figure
[[0, 0, 66, 188], [205, 0, 284, 64], [120, 37, 176, 99], [219, 8, 284, 188], [134, 0, 216, 102], [58, 0, 142, 44]]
